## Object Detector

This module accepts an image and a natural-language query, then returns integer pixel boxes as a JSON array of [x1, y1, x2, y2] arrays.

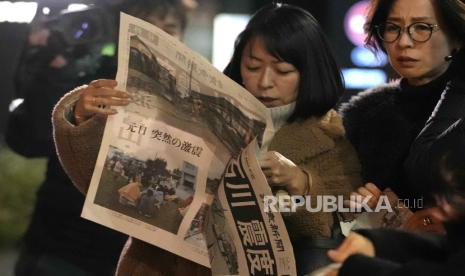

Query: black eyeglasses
[[375, 22, 440, 43]]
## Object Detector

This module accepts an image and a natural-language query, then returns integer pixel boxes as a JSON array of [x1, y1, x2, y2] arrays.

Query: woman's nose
[[397, 30, 414, 48], [258, 67, 274, 89]]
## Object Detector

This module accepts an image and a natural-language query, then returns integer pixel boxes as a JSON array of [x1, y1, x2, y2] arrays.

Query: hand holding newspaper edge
[[80, 12, 296, 275]]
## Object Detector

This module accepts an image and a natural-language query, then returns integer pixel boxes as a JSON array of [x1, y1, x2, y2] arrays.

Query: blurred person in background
[[6, 1, 187, 275]]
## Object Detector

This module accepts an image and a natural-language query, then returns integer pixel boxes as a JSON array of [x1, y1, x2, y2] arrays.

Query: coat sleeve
[[404, 80, 465, 197], [339, 229, 456, 276], [340, 87, 412, 192], [283, 134, 362, 239], [340, 254, 464, 276], [116, 237, 210, 276], [52, 86, 107, 194], [305, 138, 361, 198]]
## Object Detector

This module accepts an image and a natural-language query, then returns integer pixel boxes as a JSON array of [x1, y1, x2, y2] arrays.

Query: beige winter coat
[[52, 87, 361, 275]]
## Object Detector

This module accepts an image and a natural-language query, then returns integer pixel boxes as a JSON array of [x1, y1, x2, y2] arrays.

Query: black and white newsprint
[[81, 13, 296, 275], [207, 142, 296, 275]]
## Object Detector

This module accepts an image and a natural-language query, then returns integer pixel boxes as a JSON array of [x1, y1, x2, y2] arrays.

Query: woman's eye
[[413, 23, 431, 31], [246, 66, 260, 71], [384, 23, 399, 32], [277, 69, 294, 75]]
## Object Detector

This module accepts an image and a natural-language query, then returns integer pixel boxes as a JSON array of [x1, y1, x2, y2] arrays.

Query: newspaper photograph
[[81, 13, 295, 273]]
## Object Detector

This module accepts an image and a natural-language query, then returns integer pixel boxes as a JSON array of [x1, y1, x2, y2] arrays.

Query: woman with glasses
[[340, 0, 465, 233]]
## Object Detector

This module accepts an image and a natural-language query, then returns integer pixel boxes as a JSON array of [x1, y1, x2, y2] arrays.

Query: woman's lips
[[398, 56, 417, 61], [257, 97, 276, 104], [397, 56, 419, 67], [257, 97, 278, 107]]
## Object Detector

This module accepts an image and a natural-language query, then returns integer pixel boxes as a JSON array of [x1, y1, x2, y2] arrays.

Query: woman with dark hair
[[223, 4, 362, 274], [52, 3, 361, 275], [340, 0, 465, 232]]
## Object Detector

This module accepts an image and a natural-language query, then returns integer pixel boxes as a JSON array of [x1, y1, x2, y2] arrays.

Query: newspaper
[[81, 13, 296, 274], [340, 188, 414, 236]]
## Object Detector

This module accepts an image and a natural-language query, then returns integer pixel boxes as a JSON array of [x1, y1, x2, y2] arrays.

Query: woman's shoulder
[[268, 111, 338, 161], [277, 110, 344, 138], [339, 81, 401, 118]]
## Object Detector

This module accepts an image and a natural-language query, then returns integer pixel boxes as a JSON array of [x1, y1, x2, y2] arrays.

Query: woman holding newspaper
[[52, 3, 361, 276]]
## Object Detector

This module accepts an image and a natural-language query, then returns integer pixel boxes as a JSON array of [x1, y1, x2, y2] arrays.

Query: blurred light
[[342, 68, 387, 89], [101, 43, 116, 57], [42, 7, 50, 15], [351, 46, 388, 67], [67, 3, 89, 12], [344, 1, 369, 47], [212, 13, 250, 70], [0, 1, 38, 23], [9, 98, 24, 112]]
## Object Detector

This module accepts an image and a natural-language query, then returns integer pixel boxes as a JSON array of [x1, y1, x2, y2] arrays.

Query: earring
[[273, 0, 283, 7], [445, 48, 458, 62]]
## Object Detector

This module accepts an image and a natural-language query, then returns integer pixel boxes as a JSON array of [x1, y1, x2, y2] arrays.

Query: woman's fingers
[[327, 237, 352, 263], [81, 86, 131, 113], [258, 158, 273, 169], [74, 79, 132, 124], [357, 186, 379, 208], [85, 105, 118, 115], [92, 87, 131, 98], [328, 233, 375, 263], [365, 183, 382, 198], [93, 96, 131, 107], [357, 186, 374, 198], [89, 79, 118, 88]]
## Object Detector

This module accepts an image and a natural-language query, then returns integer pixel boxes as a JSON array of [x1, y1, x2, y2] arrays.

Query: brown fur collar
[[269, 110, 344, 164]]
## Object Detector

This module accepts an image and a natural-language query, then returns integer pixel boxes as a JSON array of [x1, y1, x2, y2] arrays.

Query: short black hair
[[224, 4, 344, 122], [365, 0, 465, 53], [117, 0, 187, 31]]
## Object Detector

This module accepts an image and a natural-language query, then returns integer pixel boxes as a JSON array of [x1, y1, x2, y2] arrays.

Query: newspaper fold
[[81, 13, 296, 275]]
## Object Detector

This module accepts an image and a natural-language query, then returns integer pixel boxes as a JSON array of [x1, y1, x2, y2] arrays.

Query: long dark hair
[[224, 4, 344, 122], [365, 0, 465, 53]]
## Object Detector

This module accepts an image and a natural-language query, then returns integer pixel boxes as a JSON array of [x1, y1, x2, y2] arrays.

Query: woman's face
[[240, 37, 300, 108], [383, 0, 459, 86], [144, 13, 183, 40]]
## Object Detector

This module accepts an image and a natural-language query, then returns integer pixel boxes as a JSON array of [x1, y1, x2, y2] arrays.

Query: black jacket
[[339, 113, 465, 276], [6, 49, 126, 275], [339, 221, 465, 276], [340, 72, 451, 203]]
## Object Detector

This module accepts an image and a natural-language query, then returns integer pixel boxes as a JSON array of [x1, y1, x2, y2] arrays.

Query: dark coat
[[339, 221, 465, 276], [339, 91, 465, 275], [340, 73, 450, 203], [6, 52, 127, 275]]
